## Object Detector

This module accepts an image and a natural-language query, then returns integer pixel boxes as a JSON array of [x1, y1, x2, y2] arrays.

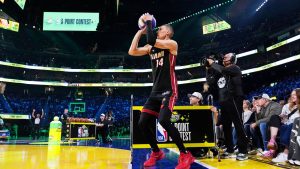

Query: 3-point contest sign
[[132, 106, 215, 148]]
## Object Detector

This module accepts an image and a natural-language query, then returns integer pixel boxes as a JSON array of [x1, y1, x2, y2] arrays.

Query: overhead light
[[256, 0, 269, 12], [160, 0, 236, 26]]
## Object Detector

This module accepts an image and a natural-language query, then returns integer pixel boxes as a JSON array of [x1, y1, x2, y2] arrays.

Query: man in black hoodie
[[206, 53, 249, 161]]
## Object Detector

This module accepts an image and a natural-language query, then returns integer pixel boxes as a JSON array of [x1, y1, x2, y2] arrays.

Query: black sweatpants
[[138, 94, 186, 153], [220, 96, 249, 154], [32, 124, 40, 140]]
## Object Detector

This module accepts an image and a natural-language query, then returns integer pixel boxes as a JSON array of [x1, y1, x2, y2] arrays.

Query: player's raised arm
[[128, 28, 151, 56]]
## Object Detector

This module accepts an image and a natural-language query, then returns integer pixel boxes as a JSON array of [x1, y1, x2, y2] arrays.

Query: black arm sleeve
[[146, 20, 156, 46], [211, 63, 240, 76]]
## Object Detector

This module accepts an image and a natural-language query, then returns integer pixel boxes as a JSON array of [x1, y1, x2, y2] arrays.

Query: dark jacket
[[206, 63, 243, 102]]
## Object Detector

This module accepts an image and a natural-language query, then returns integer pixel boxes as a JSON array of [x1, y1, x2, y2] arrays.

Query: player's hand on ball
[[139, 27, 147, 34], [143, 13, 153, 21], [138, 13, 156, 29]]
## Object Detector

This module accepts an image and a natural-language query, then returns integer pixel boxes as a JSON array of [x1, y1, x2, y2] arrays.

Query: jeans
[[280, 123, 293, 146], [232, 127, 237, 146]]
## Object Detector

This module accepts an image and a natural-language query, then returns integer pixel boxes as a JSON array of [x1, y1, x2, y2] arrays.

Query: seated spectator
[[250, 94, 282, 155], [287, 88, 300, 166], [188, 92, 218, 123], [188, 92, 218, 157], [188, 92, 203, 106], [248, 99, 263, 154], [269, 90, 299, 162]]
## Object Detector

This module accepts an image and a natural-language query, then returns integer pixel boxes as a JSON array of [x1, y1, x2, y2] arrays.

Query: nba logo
[[156, 120, 168, 142]]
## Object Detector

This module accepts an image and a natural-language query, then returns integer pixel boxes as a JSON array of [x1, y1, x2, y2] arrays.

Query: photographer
[[95, 114, 109, 144], [205, 53, 249, 161]]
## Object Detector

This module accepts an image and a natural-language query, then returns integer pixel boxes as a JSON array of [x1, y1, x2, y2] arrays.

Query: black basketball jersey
[[149, 47, 177, 96]]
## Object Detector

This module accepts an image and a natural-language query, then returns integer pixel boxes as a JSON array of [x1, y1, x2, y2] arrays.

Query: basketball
[[138, 14, 156, 29]]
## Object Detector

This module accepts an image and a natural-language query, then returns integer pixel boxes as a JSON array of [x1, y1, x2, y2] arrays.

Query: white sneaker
[[288, 159, 295, 165], [221, 152, 237, 159], [294, 160, 300, 166], [272, 153, 287, 163]]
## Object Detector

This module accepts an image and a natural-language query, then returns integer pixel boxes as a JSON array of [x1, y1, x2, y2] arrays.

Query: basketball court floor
[[1, 138, 296, 169]]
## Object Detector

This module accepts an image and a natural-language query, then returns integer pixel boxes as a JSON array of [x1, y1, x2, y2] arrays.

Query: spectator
[[188, 92, 203, 106], [270, 90, 299, 162], [287, 88, 300, 166], [31, 108, 44, 140], [248, 98, 263, 154], [250, 94, 282, 157], [187, 92, 218, 157]]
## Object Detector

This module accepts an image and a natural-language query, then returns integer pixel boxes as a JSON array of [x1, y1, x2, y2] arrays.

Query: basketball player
[[128, 13, 195, 168]]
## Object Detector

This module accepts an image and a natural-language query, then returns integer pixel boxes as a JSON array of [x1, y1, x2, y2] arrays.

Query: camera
[[201, 54, 223, 67]]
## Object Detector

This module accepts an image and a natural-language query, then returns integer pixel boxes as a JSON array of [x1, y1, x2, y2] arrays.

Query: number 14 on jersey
[[156, 58, 164, 67]]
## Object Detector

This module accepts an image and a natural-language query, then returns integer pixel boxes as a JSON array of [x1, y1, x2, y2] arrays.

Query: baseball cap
[[257, 93, 271, 100], [100, 113, 106, 117], [188, 92, 203, 100]]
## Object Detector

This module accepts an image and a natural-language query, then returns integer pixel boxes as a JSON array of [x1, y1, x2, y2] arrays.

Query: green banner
[[43, 12, 99, 31], [203, 20, 231, 35], [0, 114, 30, 119]]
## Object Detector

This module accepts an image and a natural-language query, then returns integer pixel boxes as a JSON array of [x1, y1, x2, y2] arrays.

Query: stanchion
[[129, 94, 134, 168], [207, 94, 221, 162]]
